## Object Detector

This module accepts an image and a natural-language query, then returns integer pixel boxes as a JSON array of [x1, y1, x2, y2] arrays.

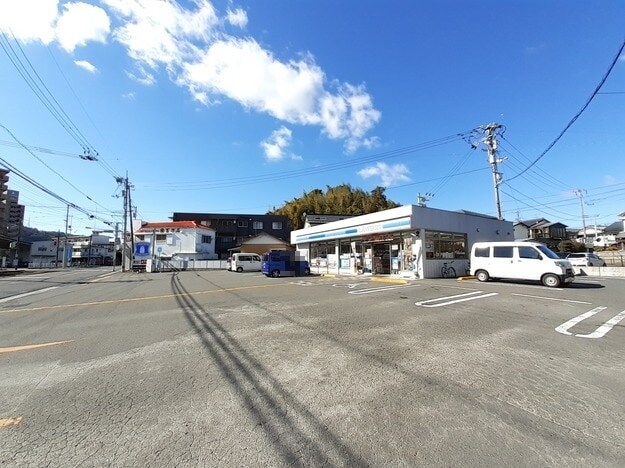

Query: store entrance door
[[372, 242, 391, 274]]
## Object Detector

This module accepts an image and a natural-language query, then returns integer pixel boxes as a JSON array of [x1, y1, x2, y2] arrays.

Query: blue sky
[[1, 0, 624, 236]]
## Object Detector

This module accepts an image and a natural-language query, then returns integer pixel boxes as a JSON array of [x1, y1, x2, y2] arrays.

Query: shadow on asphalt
[[170, 273, 368, 467], [488, 279, 605, 289]]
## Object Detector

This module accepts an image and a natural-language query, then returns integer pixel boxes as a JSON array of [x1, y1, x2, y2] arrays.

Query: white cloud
[[102, 0, 380, 151], [2, 0, 381, 152], [181, 38, 380, 152], [0, 0, 57, 45], [122, 91, 136, 100], [103, 0, 218, 70], [55, 2, 110, 52], [126, 68, 156, 86], [226, 8, 247, 28], [0, 1, 110, 52], [74, 59, 97, 73], [260, 126, 298, 162], [357, 162, 411, 187]]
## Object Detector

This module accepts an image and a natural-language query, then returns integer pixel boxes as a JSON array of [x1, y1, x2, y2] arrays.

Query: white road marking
[[89, 272, 117, 283], [0, 276, 50, 281], [575, 310, 625, 339], [289, 280, 315, 286], [332, 283, 362, 289], [511, 293, 592, 305], [0, 287, 59, 304], [415, 290, 498, 308], [554, 307, 607, 336], [349, 284, 419, 295]]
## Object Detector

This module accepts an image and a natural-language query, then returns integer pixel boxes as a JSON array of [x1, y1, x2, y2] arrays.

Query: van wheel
[[475, 270, 489, 282], [236, 267, 243, 273], [542, 274, 561, 288], [271, 269, 280, 278]]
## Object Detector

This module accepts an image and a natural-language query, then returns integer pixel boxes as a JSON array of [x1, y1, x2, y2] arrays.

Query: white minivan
[[470, 241, 575, 288], [229, 253, 262, 272]]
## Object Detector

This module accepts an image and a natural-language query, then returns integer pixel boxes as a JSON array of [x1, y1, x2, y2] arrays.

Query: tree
[[268, 184, 400, 230], [557, 240, 585, 253]]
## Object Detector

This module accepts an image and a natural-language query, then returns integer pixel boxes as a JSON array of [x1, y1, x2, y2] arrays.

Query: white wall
[[139, 228, 217, 260]]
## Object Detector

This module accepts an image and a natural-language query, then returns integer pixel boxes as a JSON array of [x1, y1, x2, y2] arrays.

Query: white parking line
[[555, 307, 606, 336], [415, 291, 498, 308], [89, 272, 118, 283], [576, 310, 625, 339], [0, 287, 59, 304], [332, 283, 363, 289], [511, 293, 592, 305], [349, 284, 419, 295]]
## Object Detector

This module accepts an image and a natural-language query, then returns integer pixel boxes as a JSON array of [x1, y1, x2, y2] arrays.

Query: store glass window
[[339, 239, 352, 269], [424, 231, 467, 259]]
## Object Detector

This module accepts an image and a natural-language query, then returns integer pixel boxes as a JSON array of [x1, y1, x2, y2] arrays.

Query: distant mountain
[[17, 226, 67, 243]]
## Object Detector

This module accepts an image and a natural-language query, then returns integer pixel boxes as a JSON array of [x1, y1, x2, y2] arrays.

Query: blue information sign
[[134, 241, 151, 257]]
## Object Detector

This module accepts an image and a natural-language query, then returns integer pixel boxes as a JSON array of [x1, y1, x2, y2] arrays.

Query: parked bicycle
[[441, 261, 457, 278]]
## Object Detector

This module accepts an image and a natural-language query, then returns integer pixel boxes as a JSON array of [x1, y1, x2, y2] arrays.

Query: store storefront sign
[[295, 217, 411, 243]]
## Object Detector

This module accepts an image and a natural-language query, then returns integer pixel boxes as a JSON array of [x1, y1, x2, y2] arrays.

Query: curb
[[457, 276, 475, 281], [370, 277, 408, 284]]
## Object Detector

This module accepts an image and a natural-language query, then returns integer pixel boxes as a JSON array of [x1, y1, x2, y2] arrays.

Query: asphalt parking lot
[[2, 270, 624, 466]]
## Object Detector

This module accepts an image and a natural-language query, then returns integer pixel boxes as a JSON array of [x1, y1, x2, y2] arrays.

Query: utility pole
[[117, 175, 129, 272], [55, 231, 61, 268], [575, 189, 588, 245], [63, 205, 70, 267], [416, 193, 431, 207], [482, 123, 504, 219], [127, 174, 135, 270], [113, 222, 119, 271]]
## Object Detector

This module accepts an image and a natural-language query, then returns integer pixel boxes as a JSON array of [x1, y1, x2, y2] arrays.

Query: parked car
[[564, 252, 606, 267], [470, 241, 574, 288], [229, 253, 262, 272]]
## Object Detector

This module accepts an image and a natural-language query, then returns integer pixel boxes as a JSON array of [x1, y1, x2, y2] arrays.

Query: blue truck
[[262, 250, 310, 278]]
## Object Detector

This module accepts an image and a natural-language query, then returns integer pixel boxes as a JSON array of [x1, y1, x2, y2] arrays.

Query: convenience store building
[[291, 205, 514, 278]]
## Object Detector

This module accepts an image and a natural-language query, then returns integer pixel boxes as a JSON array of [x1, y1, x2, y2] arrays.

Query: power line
[[0, 156, 114, 227], [0, 139, 87, 159], [0, 30, 118, 178], [0, 31, 91, 150], [0, 122, 115, 214], [507, 37, 625, 182], [499, 136, 572, 192], [47, 46, 120, 178], [139, 131, 475, 191]]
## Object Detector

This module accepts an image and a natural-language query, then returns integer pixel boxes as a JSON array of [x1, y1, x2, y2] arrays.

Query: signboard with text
[[134, 241, 151, 257]]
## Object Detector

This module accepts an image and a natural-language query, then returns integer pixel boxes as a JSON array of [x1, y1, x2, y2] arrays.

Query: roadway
[[1, 270, 624, 466]]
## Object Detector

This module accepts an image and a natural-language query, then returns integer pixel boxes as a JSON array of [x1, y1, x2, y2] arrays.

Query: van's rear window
[[493, 246, 514, 258]]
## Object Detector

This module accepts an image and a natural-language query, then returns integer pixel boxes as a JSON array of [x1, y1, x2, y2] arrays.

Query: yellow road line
[[0, 417, 22, 428], [0, 340, 75, 354], [0, 283, 282, 314]]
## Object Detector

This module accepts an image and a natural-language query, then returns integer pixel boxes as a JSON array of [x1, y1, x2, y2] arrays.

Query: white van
[[470, 241, 575, 288], [229, 253, 262, 272]]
